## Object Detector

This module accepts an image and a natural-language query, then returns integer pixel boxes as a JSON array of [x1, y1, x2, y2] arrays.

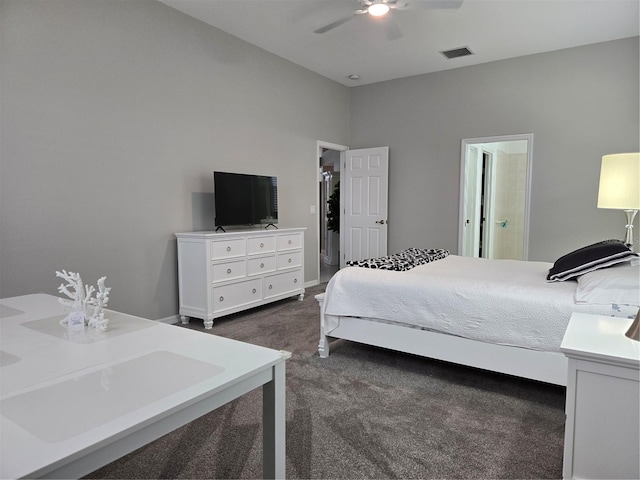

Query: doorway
[[315, 142, 390, 283], [318, 142, 347, 283], [459, 134, 533, 260]]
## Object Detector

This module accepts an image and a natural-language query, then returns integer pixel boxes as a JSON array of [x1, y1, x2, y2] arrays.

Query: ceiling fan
[[313, 0, 463, 40]]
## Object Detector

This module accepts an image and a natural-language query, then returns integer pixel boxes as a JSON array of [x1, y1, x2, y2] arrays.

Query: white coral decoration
[[56, 270, 111, 331], [88, 276, 110, 331]]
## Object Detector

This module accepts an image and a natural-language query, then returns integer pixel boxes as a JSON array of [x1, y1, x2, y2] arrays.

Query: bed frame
[[315, 294, 568, 386]]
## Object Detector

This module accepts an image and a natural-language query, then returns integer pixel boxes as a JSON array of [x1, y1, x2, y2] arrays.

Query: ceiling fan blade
[[314, 14, 355, 34], [388, 1, 409, 10], [383, 17, 403, 41], [420, 0, 464, 9]]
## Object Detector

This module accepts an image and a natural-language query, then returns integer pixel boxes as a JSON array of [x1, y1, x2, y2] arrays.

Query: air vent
[[440, 46, 474, 60]]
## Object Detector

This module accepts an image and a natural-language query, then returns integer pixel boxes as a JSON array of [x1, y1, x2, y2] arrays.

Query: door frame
[[462, 146, 482, 256], [316, 141, 348, 283], [458, 133, 534, 260]]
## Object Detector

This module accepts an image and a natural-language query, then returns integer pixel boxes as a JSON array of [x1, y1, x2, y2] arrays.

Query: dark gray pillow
[[547, 239, 637, 282]]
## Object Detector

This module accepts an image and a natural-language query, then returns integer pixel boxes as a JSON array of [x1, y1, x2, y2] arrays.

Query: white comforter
[[322, 255, 637, 352]]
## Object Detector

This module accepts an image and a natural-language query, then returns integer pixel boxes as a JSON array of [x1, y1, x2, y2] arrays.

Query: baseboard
[[156, 315, 180, 325], [305, 279, 320, 288]]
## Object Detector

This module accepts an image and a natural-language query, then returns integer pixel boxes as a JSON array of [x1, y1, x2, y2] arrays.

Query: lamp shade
[[597, 153, 640, 210]]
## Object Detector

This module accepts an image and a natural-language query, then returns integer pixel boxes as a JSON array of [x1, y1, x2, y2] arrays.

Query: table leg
[[262, 361, 286, 479]]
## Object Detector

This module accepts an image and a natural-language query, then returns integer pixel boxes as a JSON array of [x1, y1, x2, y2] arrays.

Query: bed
[[317, 243, 639, 386]]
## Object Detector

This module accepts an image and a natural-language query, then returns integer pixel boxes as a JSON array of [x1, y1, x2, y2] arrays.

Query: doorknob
[[375, 219, 386, 225]]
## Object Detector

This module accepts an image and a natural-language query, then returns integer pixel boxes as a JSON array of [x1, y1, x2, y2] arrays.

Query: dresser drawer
[[264, 270, 302, 299], [211, 238, 245, 260], [247, 255, 276, 276], [247, 235, 276, 255], [277, 233, 302, 251], [277, 251, 302, 270], [212, 278, 262, 313], [211, 259, 246, 283]]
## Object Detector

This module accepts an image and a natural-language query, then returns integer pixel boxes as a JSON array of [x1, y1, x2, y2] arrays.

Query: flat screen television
[[214, 171, 278, 229]]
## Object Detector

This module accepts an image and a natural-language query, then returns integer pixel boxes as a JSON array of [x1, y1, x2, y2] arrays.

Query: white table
[[0, 294, 289, 479], [561, 312, 640, 480]]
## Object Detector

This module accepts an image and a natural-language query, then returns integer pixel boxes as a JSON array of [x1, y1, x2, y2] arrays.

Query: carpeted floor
[[86, 283, 566, 479]]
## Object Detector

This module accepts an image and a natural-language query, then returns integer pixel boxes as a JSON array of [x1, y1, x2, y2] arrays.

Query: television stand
[[215, 226, 226, 233], [264, 223, 278, 230]]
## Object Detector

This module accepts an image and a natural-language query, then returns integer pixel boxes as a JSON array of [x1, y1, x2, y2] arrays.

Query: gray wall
[[349, 37, 640, 262], [0, 0, 349, 319], [2, 0, 638, 321]]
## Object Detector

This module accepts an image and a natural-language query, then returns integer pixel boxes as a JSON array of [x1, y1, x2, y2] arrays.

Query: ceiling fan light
[[368, 3, 390, 16]]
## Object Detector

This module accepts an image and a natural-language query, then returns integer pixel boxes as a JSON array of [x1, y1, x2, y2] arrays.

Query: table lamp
[[597, 153, 640, 252], [597, 153, 640, 341]]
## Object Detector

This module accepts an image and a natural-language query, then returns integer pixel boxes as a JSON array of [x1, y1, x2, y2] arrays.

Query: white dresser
[[176, 228, 305, 328], [561, 312, 640, 480]]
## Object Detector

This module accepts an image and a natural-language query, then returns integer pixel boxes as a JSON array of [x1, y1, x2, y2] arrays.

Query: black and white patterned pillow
[[547, 239, 638, 282], [347, 248, 449, 271]]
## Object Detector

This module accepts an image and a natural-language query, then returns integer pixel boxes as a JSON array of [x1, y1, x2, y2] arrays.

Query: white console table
[[0, 294, 289, 479], [176, 228, 305, 329], [561, 312, 640, 480]]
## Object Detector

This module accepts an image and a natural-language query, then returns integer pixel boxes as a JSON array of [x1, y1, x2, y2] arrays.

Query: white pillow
[[575, 264, 640, 306]]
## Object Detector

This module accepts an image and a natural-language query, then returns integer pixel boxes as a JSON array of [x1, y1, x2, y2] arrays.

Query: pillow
[[547, 239, 637, 282], [575, 263, 640, 306]]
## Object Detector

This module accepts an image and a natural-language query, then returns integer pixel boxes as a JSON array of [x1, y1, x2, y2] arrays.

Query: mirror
[[459, 134, 533, 260]]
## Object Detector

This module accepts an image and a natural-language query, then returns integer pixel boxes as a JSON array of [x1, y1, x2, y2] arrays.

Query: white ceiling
[[158, 0, 640, 86]]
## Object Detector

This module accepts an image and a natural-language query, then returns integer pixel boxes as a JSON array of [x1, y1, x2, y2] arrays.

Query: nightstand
[[561, 312, 640, 479]]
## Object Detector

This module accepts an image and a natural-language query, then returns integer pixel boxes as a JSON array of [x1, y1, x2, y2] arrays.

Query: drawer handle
[[288, 240, 292, 245], [260, 263, 265, 268], [294, 278, 298, 284], [268, 284, 273, 290], [288, 258, 292, 263], [252, 288, 257, 294], [219, 296, 224, 302], [226, 246, 231, 252], [260, 242, 264, 248], [227, 268, 232, 274]]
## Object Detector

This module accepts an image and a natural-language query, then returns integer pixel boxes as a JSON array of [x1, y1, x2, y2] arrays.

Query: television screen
[[214, 171, 278, 227]]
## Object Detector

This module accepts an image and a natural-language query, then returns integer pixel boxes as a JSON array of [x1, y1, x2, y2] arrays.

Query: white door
[[341, 146, 389, 267], [462, 146, 482, 257]]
